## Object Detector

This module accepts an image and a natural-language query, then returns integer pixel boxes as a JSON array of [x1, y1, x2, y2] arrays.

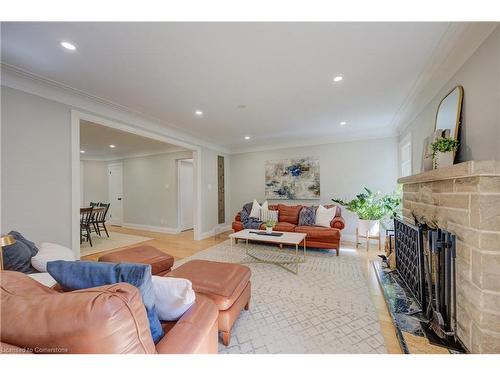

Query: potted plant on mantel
[[431, 136, 459, 169], [332, 187, 401, 243]]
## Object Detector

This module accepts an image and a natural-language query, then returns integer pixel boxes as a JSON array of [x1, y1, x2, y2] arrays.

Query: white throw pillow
[[27, 272, 58, 288], [31, 242, 76, 272], [315, 205, 336, 228], [152, 276, 196, 321], [260, 209, 278, 223], [249, 199, 268, 218]]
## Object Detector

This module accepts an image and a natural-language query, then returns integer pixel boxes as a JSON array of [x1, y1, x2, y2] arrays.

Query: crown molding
[[230, 129, 398, 155], [393, 22, 498, 135], [0, 63, 231, 154]]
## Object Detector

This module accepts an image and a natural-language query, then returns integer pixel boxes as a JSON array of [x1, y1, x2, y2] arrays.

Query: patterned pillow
[[298, 206, 316, 226], [260, 209, 279, 223]]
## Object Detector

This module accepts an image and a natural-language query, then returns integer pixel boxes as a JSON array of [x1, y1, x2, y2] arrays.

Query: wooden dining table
[[80, 207, 105, 214]]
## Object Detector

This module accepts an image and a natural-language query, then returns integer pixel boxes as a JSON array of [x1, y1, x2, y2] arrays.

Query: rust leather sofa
[[0, 271, 218, 354], [232, 204, 345, 255]]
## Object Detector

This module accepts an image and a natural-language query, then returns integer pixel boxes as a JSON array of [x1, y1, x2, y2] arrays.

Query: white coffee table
[[229, 229, 307, 274]]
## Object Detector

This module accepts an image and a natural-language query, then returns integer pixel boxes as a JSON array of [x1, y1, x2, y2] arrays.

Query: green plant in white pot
[[332, 188, 402, 239], [265, 219, 276, 233], [431, 136, 459, 169]]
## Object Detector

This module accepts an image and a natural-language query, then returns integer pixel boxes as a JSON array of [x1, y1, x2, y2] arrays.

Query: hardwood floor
[[83, 226, 445, 354], [81, 225, 229, 262]]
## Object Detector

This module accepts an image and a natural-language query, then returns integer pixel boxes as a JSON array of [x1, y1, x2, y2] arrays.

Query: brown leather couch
[[0, 271, 218, 354], [232, 204, 345, 255]]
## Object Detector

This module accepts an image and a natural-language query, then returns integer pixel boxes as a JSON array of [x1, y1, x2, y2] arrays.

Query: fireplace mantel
[[398, 160, 500, 184], [398, 160, 500, 354]]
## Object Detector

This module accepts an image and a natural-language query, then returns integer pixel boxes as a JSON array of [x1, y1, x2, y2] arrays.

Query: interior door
[[178, 159, 194, 231], [108, 163, 123, 226]]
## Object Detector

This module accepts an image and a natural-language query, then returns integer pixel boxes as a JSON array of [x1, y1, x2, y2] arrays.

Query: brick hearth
[[398, 160, 500, 353]]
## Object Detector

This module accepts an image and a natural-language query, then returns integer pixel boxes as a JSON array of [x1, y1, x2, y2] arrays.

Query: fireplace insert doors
[[394, 218, 427, 309]]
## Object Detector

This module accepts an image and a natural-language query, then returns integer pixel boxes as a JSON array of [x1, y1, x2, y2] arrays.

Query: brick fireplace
[[398, 160, 500, 353]]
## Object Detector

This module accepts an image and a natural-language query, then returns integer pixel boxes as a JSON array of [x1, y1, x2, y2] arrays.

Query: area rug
[[175, 241, 387, 354], [80, 232, 152, 256]]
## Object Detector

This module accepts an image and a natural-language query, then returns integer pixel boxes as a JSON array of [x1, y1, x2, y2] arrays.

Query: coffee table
[[229, 229, 307, 274]]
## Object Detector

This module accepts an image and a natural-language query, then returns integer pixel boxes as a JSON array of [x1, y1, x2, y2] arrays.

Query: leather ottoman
[[166, 260, 251, 346], [98, 245, 174, 276]]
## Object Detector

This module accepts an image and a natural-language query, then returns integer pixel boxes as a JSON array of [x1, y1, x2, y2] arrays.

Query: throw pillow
[[2, 238, 36, 274], [9, 231, 39, 257], [31, 242, 76, 272], [249, 199, 268, 218], [315, 205, 336, 227], [27, 272, 58, 288], [259, 209, 278, 223], [298, 206, 316, 226], [151, 276, 196, 321], [46, 260, 164, 343]]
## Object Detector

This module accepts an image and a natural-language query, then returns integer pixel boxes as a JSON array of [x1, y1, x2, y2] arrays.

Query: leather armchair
[[0, 271, 219, 354]]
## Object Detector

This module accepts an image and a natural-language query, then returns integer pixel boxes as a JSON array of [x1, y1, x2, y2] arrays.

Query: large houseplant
[[332, 187, 401, 237]]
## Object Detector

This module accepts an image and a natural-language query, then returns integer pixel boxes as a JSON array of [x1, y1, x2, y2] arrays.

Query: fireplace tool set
[[424, 228, 457, 341]]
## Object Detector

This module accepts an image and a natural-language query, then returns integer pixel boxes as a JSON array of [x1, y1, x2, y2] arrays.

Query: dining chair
[[95, 203, 111, 238], [80, 207, 94, 246]]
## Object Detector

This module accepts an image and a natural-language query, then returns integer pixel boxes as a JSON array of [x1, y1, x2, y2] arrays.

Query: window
[[400, 134, 412, 177]]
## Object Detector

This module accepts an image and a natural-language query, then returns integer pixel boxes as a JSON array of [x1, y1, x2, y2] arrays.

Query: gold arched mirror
[[434, 85, 464, 141]]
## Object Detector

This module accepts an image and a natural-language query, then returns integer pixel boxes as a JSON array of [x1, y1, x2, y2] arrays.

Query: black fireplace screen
[[394, 218, 426, 309]]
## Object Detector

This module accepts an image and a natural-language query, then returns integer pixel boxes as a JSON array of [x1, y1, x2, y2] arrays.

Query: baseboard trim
[[198, 224, 232, 240], [121, 222, 181, 234], [341, 233, 386, 246]]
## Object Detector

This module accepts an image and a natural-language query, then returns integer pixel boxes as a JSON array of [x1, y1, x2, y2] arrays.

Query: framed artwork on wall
[[265, 157, 320, 200]]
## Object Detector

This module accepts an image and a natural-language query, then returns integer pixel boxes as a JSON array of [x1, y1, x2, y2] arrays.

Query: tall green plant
[[332, 187, 401, 221]]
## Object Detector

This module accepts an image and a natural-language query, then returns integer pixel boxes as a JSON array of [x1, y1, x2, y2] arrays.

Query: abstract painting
[[265, 157, 320, 199]]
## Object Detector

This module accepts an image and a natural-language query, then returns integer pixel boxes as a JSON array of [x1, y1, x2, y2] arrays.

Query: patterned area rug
[[175, 241, 387, 354]]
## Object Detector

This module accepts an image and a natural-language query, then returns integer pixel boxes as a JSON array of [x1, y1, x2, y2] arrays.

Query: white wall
[[81, 160, 108, 205], [399, 26, 500, 171], [229, 137, 399, 237], [1, 86, 72, 247], [122, 150, 192, 229]]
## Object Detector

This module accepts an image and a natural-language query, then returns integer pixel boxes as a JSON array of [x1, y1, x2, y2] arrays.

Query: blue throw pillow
[[298, 206, 316, 226], [2, 239, 36, 274], [9, 231, 39, 257], [46, 260, 164, 343]]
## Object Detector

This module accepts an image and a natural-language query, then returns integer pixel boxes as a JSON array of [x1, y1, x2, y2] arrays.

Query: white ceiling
[[1, 22, 452, 150], [80, 120, 188, 160]]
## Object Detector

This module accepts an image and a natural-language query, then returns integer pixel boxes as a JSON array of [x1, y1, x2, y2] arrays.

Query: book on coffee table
[[249, 231, 283, 237]]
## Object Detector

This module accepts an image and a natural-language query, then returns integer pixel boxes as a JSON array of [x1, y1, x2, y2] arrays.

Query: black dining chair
[[80, 207, 94, 246], [94, 203, 111, 238]]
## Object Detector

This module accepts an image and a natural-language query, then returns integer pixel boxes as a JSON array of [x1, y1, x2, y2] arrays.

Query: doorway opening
[[72, 110, 202, 257]]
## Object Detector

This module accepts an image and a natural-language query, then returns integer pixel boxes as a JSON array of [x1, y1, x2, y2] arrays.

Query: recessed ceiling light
[[340, 121, 347, 126], [244, 136, 251, 140], [80, 150, 85, 154], [60, 41, 77, 51], [333, 75, 343, 82], [109, 144, 116, 149], [195, 110, 203, 116]]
